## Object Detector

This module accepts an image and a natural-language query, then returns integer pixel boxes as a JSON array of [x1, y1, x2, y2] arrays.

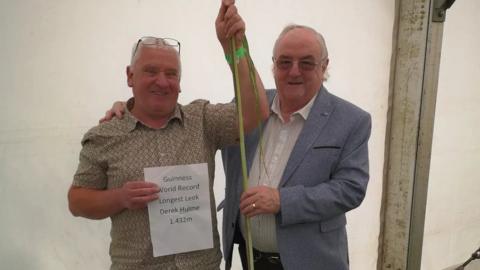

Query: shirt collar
[[271, 91, 319, 122], [122, 98, 183, 132]]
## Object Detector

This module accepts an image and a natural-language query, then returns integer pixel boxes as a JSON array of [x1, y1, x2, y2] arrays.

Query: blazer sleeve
[[278, 112, 371, 226]]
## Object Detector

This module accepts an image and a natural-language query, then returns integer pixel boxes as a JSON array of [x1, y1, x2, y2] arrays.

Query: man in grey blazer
[[221, 24, 371, 270]]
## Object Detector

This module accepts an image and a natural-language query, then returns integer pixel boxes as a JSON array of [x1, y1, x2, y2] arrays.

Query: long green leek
[[229, 37, 262, 270]]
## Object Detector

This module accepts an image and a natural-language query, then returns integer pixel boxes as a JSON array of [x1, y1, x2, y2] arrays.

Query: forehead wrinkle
[[277, 55, 317, 60], [135, 48, 179, 67], [132, 45, 180, 67]]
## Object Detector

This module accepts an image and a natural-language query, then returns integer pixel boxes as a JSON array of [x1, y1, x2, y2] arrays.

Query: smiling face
[[126, 46, 181, 122], [273, 27, 328, 114]]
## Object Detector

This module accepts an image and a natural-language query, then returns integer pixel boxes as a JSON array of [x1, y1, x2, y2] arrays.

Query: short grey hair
[[129, 41, 182, 78], [273, 24, 329, 60]]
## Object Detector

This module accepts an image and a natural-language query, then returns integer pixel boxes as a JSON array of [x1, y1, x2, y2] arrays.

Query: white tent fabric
[[0, 1, 477, 270]]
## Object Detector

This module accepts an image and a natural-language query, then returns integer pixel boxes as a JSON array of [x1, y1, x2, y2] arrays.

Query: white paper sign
[[145, 163, 213, 257]]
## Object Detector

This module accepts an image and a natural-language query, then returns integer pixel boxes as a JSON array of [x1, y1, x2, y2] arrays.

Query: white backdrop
[[1, 0, 392, 269], [422, 1, 480, 269]]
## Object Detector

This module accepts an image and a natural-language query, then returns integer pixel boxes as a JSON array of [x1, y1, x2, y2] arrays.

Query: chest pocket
[[290, 145, 342, 186]]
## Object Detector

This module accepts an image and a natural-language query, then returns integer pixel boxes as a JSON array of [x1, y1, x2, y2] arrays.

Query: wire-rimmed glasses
[[272, 56, 326, 72]]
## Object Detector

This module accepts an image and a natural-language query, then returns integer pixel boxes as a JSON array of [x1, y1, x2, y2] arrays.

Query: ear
[[321, 58, 329, 72], [126, 66, 133, 87]]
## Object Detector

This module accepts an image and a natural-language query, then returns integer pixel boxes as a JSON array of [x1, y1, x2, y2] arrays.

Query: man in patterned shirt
[[67, 1, 269, 269]]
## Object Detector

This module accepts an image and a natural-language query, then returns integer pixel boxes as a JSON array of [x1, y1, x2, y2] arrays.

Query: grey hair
[[129, 41, 182, 78], [272, 24, 329, 60]]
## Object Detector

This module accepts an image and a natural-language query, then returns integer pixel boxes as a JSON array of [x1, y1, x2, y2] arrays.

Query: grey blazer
[[221, 87, 371, 270]]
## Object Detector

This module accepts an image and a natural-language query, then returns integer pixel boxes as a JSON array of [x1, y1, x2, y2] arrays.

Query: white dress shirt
[[241, 92, 318, 252]]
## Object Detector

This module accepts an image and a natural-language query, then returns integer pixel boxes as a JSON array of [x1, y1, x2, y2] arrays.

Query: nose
[[154, 72, 169, 87], [288, 61, 302, 76]]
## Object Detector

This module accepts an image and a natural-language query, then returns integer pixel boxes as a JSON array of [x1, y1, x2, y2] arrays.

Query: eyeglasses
[[133, 36, 181, 57], [273, 57, 324, 72]]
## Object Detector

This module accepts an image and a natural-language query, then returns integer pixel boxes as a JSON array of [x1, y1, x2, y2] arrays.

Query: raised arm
[[215, 0, 270, 132]]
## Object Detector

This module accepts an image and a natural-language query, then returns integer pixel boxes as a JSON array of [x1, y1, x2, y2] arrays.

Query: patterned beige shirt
[[73, 99, 237, 270]]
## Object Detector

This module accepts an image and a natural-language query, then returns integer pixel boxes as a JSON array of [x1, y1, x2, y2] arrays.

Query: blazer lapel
[[280, 87, 335, 186]]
